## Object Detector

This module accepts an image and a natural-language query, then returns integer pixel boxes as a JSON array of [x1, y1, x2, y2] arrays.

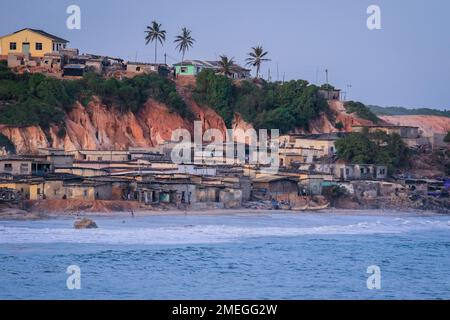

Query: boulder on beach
[[74, 218, 98, 229]]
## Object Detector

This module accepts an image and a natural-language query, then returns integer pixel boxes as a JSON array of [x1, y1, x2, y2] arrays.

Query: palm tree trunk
[[154, 42, 157, 64], [256, 64, 260, 78]]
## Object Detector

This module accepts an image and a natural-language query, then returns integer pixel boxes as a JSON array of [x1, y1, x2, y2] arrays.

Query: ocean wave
[[0, 217, 449, 245]]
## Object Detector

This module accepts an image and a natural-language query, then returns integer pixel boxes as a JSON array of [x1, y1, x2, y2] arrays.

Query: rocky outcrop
[[74, 218, 98, 229]]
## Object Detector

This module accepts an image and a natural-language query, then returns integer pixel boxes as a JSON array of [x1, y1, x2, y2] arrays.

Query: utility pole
[[276, 63, 279, 82], [315, 66, 319, 85], [268, 69, 271, 82], [346, 84, 352, 101], [164, 53, 167, 65]]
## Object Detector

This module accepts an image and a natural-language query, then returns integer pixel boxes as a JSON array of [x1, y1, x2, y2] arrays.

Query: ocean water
[[0, 211, 449, 299]]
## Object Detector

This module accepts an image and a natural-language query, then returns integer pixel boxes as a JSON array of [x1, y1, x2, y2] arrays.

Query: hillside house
[[126, 62, 169, 76], [290, 133, 346, 156], [352, 124, 425, 147], [0, 157, 52, 176], [174, 60, 251, 79], [0, 28, 69, 58], [318, 88, 341, 100], [333, 163, 388, 181], [42, 52, 63, 71]]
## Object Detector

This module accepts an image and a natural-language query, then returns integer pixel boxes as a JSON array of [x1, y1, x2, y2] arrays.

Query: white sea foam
[[0, 217, 448, 245]]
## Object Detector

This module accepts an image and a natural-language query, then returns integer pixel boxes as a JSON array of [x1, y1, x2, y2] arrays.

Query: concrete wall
[[0, 160, 32, 175], [294, 139, 335, 155], [0, 29, 64, 57]]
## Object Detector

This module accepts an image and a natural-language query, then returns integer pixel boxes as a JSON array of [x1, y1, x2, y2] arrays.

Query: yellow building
[[0, 28, 69, 58], [0, 181, 44, 200]]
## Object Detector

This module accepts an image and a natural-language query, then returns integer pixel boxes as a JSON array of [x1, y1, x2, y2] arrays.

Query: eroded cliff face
[[0, 95, 230, 154], [380, 115, 450, 137], [1, 87, 448, 154]]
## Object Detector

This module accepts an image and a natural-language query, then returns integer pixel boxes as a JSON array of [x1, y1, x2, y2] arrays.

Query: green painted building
[[173, 60, 217, 76], [173, 59, 251, 79]]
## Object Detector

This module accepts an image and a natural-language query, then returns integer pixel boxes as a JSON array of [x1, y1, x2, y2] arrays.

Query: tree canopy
[[0, 64, 192, 129], [335, 131, 410, 171], [193, 69, 329, 131]]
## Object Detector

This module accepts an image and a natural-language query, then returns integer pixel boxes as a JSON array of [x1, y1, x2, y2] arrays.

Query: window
[[136, 66, 141, 72], [360, 168, 365, 174], [4, 163, 12, 171], [20, 163, 29, 174], [97, 157, 103, 161], [35, 43, 43, 50], [9, 42, 16, 50], [180, 66, 188, 73], [83, 190, 88, 197], [37, 188, 41, 195]]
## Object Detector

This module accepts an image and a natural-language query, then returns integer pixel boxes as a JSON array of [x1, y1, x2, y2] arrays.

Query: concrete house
[[352, 124, 426, 147], [174, 60, 251, 79], [0, 178, 44, 200], [333, 163, 388, 181], [43, 174, 112, 200], [0, 156, 52, 176], [0, 28, 68, 58], [318, 88, 341, 100], [251, 176, 299, 201], [126, 62, 169, 76], [291, 133, 346, 156], [42, 52, 64, 71]]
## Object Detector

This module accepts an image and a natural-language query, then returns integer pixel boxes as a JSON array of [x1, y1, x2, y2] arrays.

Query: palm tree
[[174, 27, 195, 63], [218, 55, 235, 77], [246, 46, 270, 78], [145, 21, 167, 63]]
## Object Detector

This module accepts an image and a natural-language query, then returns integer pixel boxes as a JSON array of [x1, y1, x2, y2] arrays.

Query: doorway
[[22, 42, 30, 54]]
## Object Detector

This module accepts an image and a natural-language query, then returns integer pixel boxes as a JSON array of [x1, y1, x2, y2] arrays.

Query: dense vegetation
[[0, 64, 191, 130], [193, 69, 329, 132], [443, 131, 450, 143], [0, 133, 16, 154], [335, 131, 410, 171], [344, 101, 380, 123], [368, 105, 450, 118]]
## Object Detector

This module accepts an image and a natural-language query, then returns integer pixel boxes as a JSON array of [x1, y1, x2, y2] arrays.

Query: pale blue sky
[[1, 0, 449, 109]]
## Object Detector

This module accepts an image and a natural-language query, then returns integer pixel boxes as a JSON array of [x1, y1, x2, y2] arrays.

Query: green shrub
[[0, 71, 192, 128], [193, 70, 329, 132], [335, 131, 410, 171], [335, 121, 344, 130], [444, 131, 450, 143], [344, 101, 380, 123], [0, 133, 16, 154]]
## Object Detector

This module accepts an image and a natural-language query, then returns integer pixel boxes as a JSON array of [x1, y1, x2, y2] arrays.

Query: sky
[[1, 0, 449, 109]]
